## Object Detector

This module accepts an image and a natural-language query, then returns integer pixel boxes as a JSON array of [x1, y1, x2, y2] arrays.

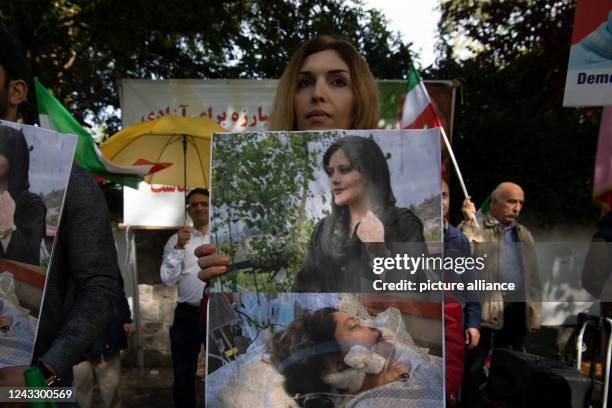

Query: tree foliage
[[211, 131, 335, 292], [433, 0, 600, 227], [0, 0, 412, 133]]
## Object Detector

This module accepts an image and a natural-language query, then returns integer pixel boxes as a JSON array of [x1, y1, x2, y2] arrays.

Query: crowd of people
[[0, 25, 608, 408]]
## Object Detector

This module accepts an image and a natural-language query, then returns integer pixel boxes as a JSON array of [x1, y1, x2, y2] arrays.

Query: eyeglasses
[[187, 201, 208, 209]]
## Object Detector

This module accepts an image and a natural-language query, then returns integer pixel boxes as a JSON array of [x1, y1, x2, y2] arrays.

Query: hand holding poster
[[0, 120, 76, 367]]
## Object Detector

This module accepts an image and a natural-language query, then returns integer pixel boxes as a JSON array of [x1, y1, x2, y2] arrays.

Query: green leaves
[[434, 0, 599, 227], [4, 0, 413, 132], [211, 131, 333, 291]]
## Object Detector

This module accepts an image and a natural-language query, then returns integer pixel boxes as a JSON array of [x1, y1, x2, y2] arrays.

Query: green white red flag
[[400, 62, 443, 130], [400, 63, 476, 219], [35, 77, 162, 188]]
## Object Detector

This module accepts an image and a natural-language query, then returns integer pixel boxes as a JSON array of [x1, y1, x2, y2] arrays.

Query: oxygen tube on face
[[361, 316, 408, 383]]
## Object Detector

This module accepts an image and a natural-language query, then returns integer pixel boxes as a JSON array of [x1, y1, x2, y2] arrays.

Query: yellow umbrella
[[100, 115, 225, 189]]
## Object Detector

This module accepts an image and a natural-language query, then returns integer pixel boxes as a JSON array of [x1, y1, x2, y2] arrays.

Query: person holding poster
[[197, 36, 426, 290], [0, 125, 47, 266], [161, 188, 209, 408], [0, 30, 119, 390]]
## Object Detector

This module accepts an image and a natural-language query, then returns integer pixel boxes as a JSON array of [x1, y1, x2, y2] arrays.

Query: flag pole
[[439, 126, 479, 228]]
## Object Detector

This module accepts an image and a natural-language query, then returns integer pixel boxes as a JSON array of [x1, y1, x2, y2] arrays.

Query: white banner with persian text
[[119, 79, 453, 227], [120, 79, 279, 227]]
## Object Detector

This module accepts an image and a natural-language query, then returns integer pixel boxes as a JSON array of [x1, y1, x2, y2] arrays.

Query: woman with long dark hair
[[0, 125, 46, 265], [293, 136, 425, 292]]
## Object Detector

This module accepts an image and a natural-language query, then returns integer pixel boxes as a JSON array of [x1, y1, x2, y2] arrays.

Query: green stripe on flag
[[34, 78, 141, 188], [406, 62, 422, 93]]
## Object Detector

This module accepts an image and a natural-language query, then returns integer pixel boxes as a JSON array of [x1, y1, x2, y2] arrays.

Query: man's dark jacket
[[33, 165, 120, 377]]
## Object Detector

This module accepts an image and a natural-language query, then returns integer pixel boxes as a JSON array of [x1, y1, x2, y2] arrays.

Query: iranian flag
[[400, 62, 443, 129], [35, 78, 162, 188]]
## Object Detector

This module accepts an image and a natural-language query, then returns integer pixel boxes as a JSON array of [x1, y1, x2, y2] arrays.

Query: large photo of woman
[[0, 121, 76, 367], [210, 128, 441, 293]]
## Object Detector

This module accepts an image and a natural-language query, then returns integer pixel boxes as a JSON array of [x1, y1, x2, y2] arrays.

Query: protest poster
[[205, 292, 443, 408], [563, 0, 612, 106], [209, 129, 442, 293], [0, 120, 76, 367]]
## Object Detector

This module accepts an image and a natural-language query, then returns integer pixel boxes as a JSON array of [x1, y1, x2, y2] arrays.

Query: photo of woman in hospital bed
[[205, 294, 443, 408], [0, 297, 36, 367]]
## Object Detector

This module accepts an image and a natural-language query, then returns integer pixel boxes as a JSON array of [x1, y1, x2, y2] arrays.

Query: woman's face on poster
[[326, 148, 365, 207], [333, 311, 381, 353], [0, 154, 8, 180]]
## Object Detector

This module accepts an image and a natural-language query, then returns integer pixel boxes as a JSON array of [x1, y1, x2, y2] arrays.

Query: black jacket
[[294, 207, 427, 292], [89, 281, 132, 357], [33, 165, 120, 377]]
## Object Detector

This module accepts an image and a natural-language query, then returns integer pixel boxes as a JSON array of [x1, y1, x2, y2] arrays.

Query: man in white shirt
[[160, 188, 209, 408]]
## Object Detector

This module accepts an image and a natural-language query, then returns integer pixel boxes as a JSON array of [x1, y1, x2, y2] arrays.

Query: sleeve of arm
[[160, 235, 185, 286], [463, 302, 482, 329], [117, 288, 132, 324], [116, 275, 132, 323], [39, 166, 120, 376], [459, 232, 481, 328]]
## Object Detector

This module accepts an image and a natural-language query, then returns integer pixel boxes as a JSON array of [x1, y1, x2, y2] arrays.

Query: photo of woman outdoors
[[0, 125, 46, 266], [295, 135, 429, 292], [210, 129, 441, 293]]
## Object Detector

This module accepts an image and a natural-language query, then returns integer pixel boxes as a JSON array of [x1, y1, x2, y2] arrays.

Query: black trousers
[[170, 302, 204, 408], [461, 303, 526, 407]]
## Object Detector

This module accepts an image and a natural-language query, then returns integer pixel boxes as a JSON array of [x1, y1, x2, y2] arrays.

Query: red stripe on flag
[[131, 158, 173, 175], [404, 103, 443, 130], [149, 162, 173, 174]]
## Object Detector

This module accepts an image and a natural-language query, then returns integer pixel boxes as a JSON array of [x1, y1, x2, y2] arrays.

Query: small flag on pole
[[35, 78, 161, 188], [400, 62, 443, 130], [401, 62, 478, 228]]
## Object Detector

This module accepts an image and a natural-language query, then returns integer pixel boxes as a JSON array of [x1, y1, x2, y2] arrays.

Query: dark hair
[[267, 307, 342, 407], [321, 136, 395, 254], [0, 31, 27, 81], [0, 125, 30, 197], [186, 188, 209, 203], [0, 31, 30, 121]]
